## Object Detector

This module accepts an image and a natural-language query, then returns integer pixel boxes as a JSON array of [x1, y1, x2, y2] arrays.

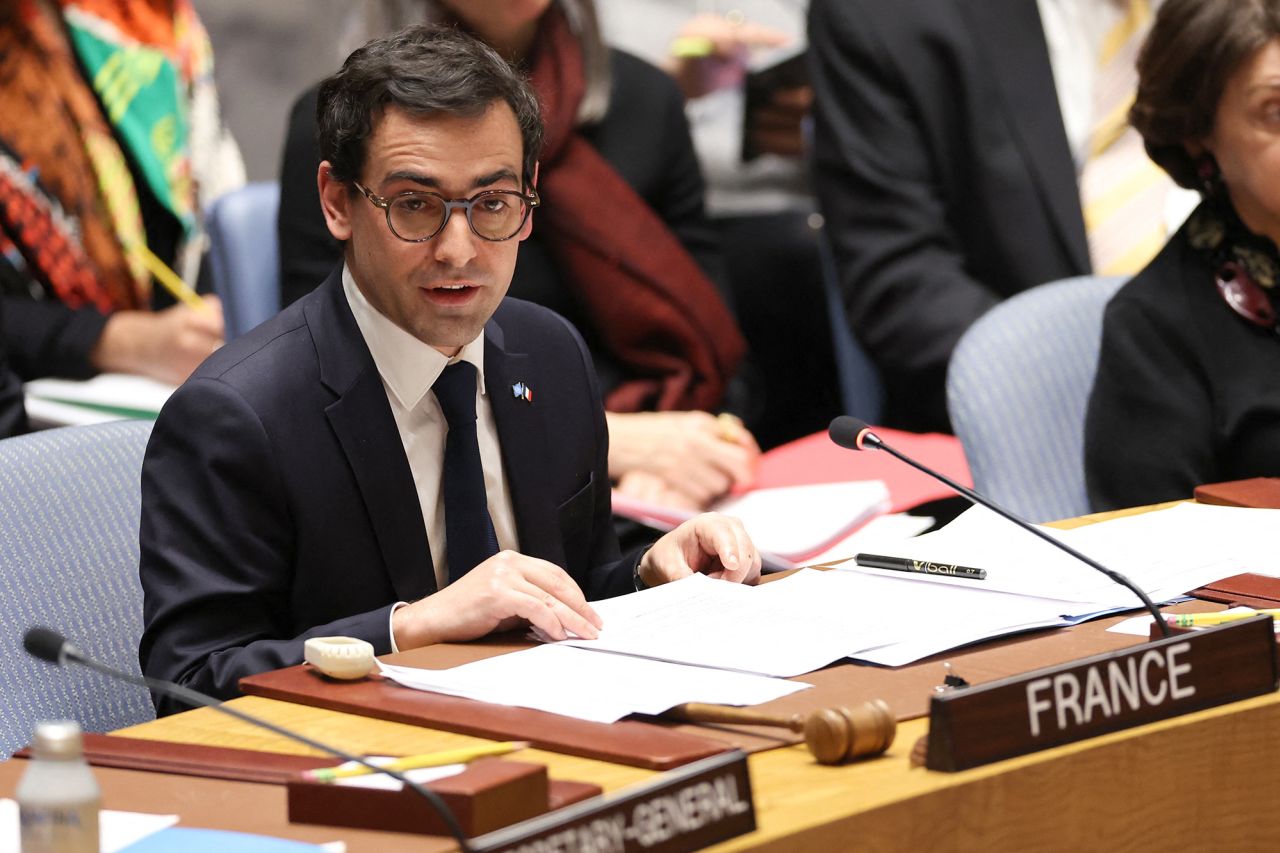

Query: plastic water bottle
[[16, 721, 100, 853]]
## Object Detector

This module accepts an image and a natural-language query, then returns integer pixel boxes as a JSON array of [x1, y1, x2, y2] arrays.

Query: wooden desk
[[5, 502, 1274, 850], [2, 683, 1260, 852]]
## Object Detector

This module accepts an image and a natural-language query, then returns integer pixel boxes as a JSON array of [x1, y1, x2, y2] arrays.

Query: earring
[[1196, 154, 1222, 198]]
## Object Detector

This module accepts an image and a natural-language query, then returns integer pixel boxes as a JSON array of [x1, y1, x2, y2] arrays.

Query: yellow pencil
[[304, 740, 530, 783], [1165, 609, 1280, 629], [670, 35, 715, 58], [133, 242, 207, 311]]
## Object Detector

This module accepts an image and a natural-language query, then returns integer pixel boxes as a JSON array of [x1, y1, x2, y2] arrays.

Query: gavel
[[666, 699, 896, 765]]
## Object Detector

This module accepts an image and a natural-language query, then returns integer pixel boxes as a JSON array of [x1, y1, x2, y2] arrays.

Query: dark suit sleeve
[[1084, 294, 1214, 511], [0, 296, 26, 436], [277, 85, 342, 308], [809, 0, 1000, 425], [138, 375, 395, 713], [2, 295, 108, 380]]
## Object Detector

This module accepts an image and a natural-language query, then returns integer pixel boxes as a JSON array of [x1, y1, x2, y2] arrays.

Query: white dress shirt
[[342, 266, 520, 601]]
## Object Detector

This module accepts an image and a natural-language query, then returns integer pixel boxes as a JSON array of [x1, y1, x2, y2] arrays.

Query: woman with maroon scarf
[[279, 0, 759, 511]]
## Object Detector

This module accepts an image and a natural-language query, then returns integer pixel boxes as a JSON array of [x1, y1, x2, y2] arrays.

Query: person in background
[[0, 0, 243, 386], [140, 26, 761, 711], [1086, 0, 1280, 510], [278, 0, 759, 512], [597, 0, 842, 449], [809, 0, 1195, 433]]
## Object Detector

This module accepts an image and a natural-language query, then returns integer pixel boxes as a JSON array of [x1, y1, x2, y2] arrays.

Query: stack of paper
[[379, 643, 811, 724], [383, 503, 1280, 724]]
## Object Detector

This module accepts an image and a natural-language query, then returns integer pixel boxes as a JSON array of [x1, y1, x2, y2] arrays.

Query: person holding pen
[[0, 0, 242, 387]]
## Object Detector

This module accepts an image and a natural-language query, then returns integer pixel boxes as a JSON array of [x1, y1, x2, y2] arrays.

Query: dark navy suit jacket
[[138, 269, 635, 713]]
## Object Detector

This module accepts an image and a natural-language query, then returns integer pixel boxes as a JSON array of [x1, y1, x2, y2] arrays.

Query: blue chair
[[206, 181, 281, 339], [0, 421, 156, 757], [817, 229, 884, 424], [946, 276, 1126, 523]]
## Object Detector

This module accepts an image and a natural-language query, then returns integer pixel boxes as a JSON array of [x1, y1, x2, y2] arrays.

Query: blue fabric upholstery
[[207, 181, 281, 339], [946, 276, 1125, 523], [0, 421, 155, 757]]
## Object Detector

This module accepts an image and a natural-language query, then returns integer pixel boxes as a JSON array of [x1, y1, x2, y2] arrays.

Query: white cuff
[[388, 601, 409, 653]]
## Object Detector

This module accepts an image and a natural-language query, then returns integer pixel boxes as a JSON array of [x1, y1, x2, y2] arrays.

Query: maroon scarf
[[528, 10, 745, 412]]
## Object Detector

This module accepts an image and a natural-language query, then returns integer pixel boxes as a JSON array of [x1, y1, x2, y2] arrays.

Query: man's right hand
[[91, 296, 225, 385], [391, 551, 603, 650]]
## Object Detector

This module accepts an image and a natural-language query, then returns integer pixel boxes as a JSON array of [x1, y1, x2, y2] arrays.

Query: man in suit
[[138, 25, 760, 714], [809, 0, 1091, 432]]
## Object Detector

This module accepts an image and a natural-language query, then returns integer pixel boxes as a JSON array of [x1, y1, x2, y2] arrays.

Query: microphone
[[23, 627, 475, 850], [828, 416, 1172, 638]]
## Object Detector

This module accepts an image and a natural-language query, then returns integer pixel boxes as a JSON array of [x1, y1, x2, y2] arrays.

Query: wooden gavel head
[[802, 699, 896, 765], [664, 699, 896, 765]]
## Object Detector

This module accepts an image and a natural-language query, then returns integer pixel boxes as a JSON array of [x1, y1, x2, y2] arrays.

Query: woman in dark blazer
[[1085, 0, 1280, 511], [278, 0, 760, 512]]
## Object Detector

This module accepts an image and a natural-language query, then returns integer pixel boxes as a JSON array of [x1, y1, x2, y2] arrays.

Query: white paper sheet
[[861, 504, 1255, 608], [333, 762, 464, 791], [561, 570, 914, 677], [799, 512, 935, 567], [836, 577, 1086, 667], [379, 643, 810, 724]]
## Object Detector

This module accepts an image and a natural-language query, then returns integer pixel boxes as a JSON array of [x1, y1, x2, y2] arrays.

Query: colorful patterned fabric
[[0, 0, 241, 314], [0, 0, 146, 309], [61, 0, 215, 237]]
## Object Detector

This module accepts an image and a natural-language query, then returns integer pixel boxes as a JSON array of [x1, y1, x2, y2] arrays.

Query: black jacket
[[810, 0, 1089, 431], [1086, 209, 1280, 510]]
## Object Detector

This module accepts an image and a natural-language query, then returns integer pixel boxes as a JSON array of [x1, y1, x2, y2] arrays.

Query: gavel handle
[[667, 703, 805, 732]]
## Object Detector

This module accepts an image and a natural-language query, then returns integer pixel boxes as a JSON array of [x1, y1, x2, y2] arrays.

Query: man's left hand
[[637, 512, 761, 587]]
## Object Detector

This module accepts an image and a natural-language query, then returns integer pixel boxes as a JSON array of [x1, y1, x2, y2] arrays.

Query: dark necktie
[[433, 361, 499, 583]]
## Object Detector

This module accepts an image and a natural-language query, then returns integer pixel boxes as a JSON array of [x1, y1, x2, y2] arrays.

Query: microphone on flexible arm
[[827, 416, 1172, 638], [22, 626, 475, 851]]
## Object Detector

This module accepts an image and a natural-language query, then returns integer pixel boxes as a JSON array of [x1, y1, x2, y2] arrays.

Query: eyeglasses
[[353, 181, 540, 243], [1216, 260, 1278, 332]]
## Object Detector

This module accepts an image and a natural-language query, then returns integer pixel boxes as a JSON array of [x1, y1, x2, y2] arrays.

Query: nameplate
[[925, 616, 1279, 772], [469, 750, 755, 853]]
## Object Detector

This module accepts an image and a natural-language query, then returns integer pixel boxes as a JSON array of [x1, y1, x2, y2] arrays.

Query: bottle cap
[[31, 720, 85, 761]]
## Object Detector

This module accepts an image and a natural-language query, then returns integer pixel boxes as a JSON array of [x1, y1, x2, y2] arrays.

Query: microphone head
[[24, 626, 68, 664], [829, 416, 878, 451]]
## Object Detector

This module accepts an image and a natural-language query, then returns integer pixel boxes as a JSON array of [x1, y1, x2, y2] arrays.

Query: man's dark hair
[[1132, 0, 1280, 189], [317, 25, 543, 187]]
